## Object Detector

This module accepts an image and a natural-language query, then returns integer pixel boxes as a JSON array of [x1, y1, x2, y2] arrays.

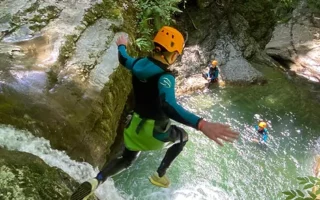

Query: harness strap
[[136, 118, 147, 134]]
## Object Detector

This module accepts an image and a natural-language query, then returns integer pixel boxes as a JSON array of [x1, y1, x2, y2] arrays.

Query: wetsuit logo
[[160, 78, 171, 88]]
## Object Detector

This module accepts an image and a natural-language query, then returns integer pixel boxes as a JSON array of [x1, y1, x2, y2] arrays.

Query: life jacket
[[257, 128, 267, 135], [124, 57, 173, 151], [209, 67, 218, 77], [131, 57, 172, 121]]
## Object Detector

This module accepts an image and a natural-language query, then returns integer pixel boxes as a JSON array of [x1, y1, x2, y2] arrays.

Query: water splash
[[0, 124, 127, 200]]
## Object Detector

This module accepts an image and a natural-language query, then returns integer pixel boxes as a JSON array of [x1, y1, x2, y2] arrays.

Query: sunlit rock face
[[172, 0, 267, 95], [0, 0, 133, 167], [266, 1, 320, 83]]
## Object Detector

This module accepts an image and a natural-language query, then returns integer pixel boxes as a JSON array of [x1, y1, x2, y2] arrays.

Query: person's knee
[[169, 125, 189, 145], [178, 127, 188, 143], [176, 128, 188, 150], [123, 159, 135, 168]]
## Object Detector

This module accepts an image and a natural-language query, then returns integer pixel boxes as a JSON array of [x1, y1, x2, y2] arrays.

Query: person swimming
[[251, 121, 268, 144]]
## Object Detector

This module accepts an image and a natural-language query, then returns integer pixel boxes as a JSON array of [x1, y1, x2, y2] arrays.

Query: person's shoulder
[[158, 73, 175, 89], [159, 73, 175, 81], [135, 57, 150, 63]]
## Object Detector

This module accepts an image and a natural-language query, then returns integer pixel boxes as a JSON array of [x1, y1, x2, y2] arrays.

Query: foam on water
[[0, 124, 232, 200], [0, 124, 127, 200]]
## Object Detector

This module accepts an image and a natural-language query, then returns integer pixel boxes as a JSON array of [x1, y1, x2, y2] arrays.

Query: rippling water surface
[[112, 65, 320, 200], [0, 64, 319, 200]]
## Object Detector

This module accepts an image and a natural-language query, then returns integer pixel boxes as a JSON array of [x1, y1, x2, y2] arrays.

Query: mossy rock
[[9, 2, 61, 32], [0, 147, 85, 200]]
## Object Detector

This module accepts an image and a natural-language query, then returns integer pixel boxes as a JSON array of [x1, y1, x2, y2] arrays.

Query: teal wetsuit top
[[207, 65, 219, 81], [254, 125, 268, 143], [118, 45, 201, 129]]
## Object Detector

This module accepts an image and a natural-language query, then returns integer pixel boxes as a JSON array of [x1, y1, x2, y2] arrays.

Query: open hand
[[116, 35, 128, 46], [200, 120, 239, 146]]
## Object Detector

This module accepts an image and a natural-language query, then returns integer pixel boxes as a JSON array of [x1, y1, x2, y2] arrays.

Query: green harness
[[124, 112, 166, 151]]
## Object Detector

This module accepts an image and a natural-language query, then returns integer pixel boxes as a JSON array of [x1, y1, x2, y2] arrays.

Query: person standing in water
[[252, 121, 269, 144], [71, 26, 239, 200]]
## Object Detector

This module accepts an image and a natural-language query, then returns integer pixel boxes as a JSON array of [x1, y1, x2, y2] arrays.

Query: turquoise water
[[112, 64, 320, 200]]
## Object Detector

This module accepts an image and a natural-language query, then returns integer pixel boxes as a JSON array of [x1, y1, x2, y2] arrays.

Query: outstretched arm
[[158, 74, 202, 129], [158, 74, 239, 146]]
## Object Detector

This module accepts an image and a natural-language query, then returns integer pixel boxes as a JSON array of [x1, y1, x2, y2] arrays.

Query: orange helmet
[[258, 122, 267, 128], [211, 60, 218, 66], [153, 26, 185, 55]]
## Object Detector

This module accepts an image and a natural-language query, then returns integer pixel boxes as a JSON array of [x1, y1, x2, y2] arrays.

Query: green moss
[[307, 0, 320, 13], [46, 66, 59, 89], [233, 0, 276, 38], [90, 66, 132, 145], [0, 103, 15, 114], [10, 2, 60, 30], [8, 2, 61, 33], [57, 0, 122, 67], [0, 148, 79, 200], [24, 1, 40, 13], [29, 6, 61, 31], [230, 0, 298, 44], [82, 0, 121, 27], [58, 34, 78, 64], [114, 0, 140, 57], [10, 15, 21, 26]]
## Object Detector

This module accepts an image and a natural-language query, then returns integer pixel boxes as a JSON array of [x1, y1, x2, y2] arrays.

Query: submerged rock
[[0, 147, 81, 200]]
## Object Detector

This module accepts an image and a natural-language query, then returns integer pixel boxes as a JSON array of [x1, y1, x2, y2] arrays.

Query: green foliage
[[232, 0, 300, 42], [282, 176, 320, 200], [134, 0, 182, 52], [273, 0, 299, 23], [233, 0, 277, 41], [307, 0, 320, 13], [83, 0, 120, 26]]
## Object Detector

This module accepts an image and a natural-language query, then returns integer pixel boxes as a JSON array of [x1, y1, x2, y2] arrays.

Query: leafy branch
[[135, 0, 182, 52], [283, 176, 320, 200], [307, 0, 320, 13]]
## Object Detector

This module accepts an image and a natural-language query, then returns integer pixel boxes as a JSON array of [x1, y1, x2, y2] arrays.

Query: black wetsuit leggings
[[96, 125, 188, 182]]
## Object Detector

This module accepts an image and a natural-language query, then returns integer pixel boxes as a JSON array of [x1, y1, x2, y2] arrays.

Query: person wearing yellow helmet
[[71, 26, 239, 200], [252, 121, 269, 144], [202, 60, 219, 86]]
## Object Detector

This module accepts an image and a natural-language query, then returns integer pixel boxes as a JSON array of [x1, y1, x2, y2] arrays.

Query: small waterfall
[[0, 124, 128, 200]]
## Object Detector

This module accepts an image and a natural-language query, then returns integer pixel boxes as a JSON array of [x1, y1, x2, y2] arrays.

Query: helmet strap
[[153, 45, 177, 65], [162, 54, 171, 65]]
